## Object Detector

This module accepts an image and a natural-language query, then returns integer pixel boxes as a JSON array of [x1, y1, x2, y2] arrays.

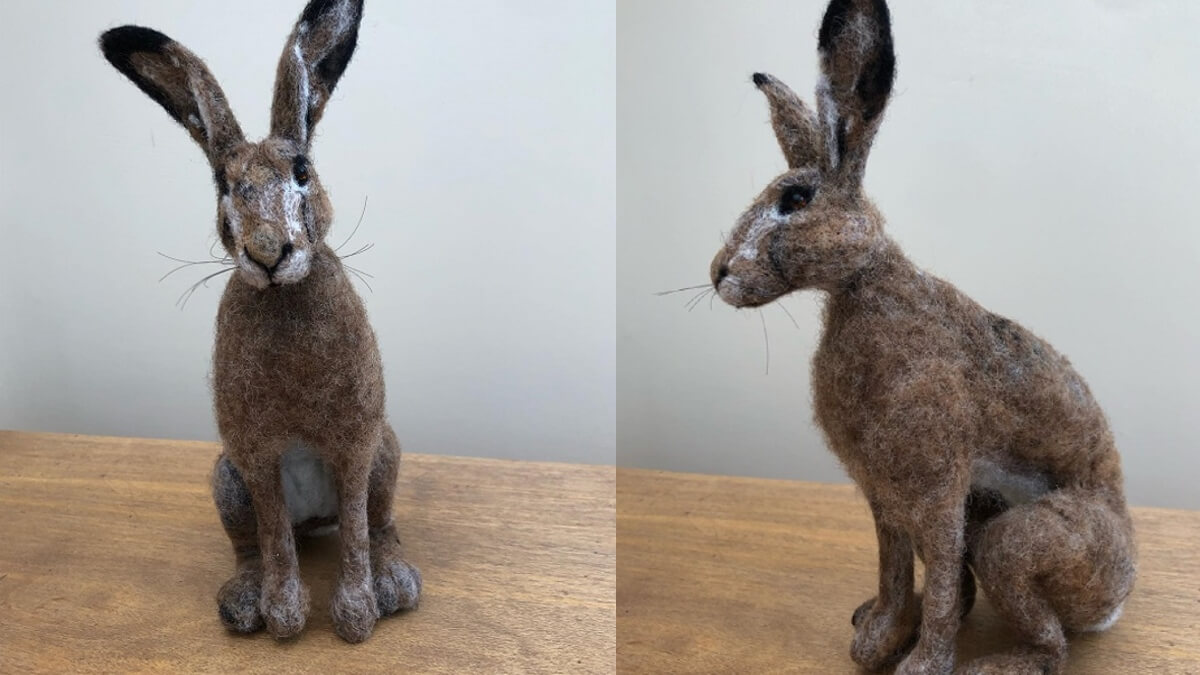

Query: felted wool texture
[[711, 2, 1135, 674], [101, 0, 420, 645]]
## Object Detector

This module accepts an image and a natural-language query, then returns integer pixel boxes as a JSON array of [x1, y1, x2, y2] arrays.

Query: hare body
[[711, 1, 1135, 672], [101, 0, 420, 643]]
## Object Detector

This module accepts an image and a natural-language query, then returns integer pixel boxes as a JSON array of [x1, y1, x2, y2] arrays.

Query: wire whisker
[[656, 283, 713, 296], [335, 195, 369, 252], [777, 301, 801, 330], [340, 242, 375, 259], [176, 267, 235, 310], [759, 309, 770, 375], [159, 259, 233, 282], [346, 267, 374, 292], [688, 289, 714, 312]]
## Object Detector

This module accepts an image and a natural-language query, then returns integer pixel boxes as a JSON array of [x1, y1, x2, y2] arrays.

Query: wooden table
[[0, 432, 615, 674], [618, 468, 1200, 674]]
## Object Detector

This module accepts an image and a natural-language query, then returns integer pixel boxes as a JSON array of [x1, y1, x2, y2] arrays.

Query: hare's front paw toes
[[331, 579, 380, 643], [850, 597, 921, 671], [896, 650, 953, 675], [374, 557, 421, 616], [217, 569, 264, 634], [259, 576, 310, 639], [956, 649, 1063, 675]]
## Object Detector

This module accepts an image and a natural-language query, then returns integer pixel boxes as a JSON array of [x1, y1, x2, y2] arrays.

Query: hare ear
[[270, 0, 364, 148], [752, 72, 824, 170], [814, 0, 896, 184], [100, 26, 244, 163]]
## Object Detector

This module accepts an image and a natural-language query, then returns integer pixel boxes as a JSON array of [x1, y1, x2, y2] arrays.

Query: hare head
[[100, 0, 364, 289], [712, 0, 896, 307]]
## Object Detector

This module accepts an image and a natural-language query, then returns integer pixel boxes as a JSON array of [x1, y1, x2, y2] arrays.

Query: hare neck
[[825, 237, 925, 315]]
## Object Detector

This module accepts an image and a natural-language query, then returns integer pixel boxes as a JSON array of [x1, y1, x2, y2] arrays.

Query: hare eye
[[779, 185, 815, 215], [292, 155, 310, 186]]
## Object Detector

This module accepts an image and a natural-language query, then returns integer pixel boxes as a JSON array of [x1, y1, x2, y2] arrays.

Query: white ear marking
[[816, 74, 840, 169], [293, 41, 310, 144], [189, 78, 215, 143]]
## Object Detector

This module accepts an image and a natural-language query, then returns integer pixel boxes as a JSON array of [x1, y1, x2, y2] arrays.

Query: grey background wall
[[0, 0, 615, 465], [617, 0, 1200, 508]]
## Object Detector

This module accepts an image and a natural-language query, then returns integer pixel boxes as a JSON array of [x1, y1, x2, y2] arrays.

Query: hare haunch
[[710, 1, 1135, 672], [100, 0, 420, 643]]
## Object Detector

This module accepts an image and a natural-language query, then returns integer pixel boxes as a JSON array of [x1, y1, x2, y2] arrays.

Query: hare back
[[813, 256, 1120, 494]]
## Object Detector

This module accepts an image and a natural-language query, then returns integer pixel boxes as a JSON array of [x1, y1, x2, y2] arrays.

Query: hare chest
[[280, 440, 339, 527]]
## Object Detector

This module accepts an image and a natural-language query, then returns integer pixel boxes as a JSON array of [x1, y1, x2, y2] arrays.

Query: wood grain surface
[[0, 431, 615, 674], [617, 467, 1200, 674]]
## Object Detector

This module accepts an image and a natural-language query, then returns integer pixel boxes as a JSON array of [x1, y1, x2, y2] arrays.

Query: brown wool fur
[[711, 1, 1135, 673], [100, 0, 420, 644]]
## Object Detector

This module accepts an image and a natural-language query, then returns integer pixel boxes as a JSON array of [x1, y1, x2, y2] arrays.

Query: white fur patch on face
[[717, 275, 746, 305], [731, 206, 787, 264], [221, 195, 243, 238], [225, 176, 313, 287], [970, 459, 1051, 506], [281, 440, 338, 525], [272, 246, 311, 284]]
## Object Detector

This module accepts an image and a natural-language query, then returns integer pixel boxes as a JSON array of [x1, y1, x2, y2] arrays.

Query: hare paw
[[373, 557, 422, 616], [217, 568, 264, 634], [331, 578, 380, 643], [850, 597, 921, 671], [259, 575, 309, 639]]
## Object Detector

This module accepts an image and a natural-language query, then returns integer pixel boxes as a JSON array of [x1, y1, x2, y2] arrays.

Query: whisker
[[687, 289, 713, 312], [683, 288, 709, 310], [777, 300, 801, 330], [340, 242, 375, 259], [158, 251, 230, 265], [759, 309, 770, 375], [335, 195, 369, 252], [176, 267, 235, 310], [343, 263, 374, 279], [656, 283, 712, 296], [346, 267, 374, 292]]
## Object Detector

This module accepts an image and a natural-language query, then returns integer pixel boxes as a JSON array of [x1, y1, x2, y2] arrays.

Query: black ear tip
[[300, 0, 364, 26], [819, 0, 892, 53], [99, 25, 171, 61], [752, 72, 769, 87]]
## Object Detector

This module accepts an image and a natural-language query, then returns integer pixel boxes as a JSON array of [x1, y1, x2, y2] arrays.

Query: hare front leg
[[241, 450, 310, 639], [894, 506, 967, 675], [367, 425, 421, 616], [850, 503, 920, 670], [212, 454, 265, 633], [329, 438, 380, 643]]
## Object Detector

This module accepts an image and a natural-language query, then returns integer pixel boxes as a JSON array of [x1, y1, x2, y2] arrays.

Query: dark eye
[[292, 155, 310, 186], [779, 185, 815, 215]]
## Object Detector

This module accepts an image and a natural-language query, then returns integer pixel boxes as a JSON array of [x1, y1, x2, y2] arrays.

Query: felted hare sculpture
[[710, 1, 1135, 672], [100, 0, 420, 643]]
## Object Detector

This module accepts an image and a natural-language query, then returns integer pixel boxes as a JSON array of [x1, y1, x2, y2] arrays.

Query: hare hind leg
[[367, 424, 422, 616], [962, 489, 1135, 675], [212, 453, 265, 633]]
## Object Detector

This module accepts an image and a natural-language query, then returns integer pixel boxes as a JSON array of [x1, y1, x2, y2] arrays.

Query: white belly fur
[[281, 440, 339, 525], [970, 459, 1051, 506]]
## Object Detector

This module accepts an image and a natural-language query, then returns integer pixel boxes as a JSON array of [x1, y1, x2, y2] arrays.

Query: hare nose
[[246, 229, 284, 268], [714, 263, 730, 287]]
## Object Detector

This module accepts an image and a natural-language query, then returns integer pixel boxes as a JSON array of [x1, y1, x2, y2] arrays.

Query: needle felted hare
[[710, 1, 1135, 672], [100, 0, 420, 643]]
